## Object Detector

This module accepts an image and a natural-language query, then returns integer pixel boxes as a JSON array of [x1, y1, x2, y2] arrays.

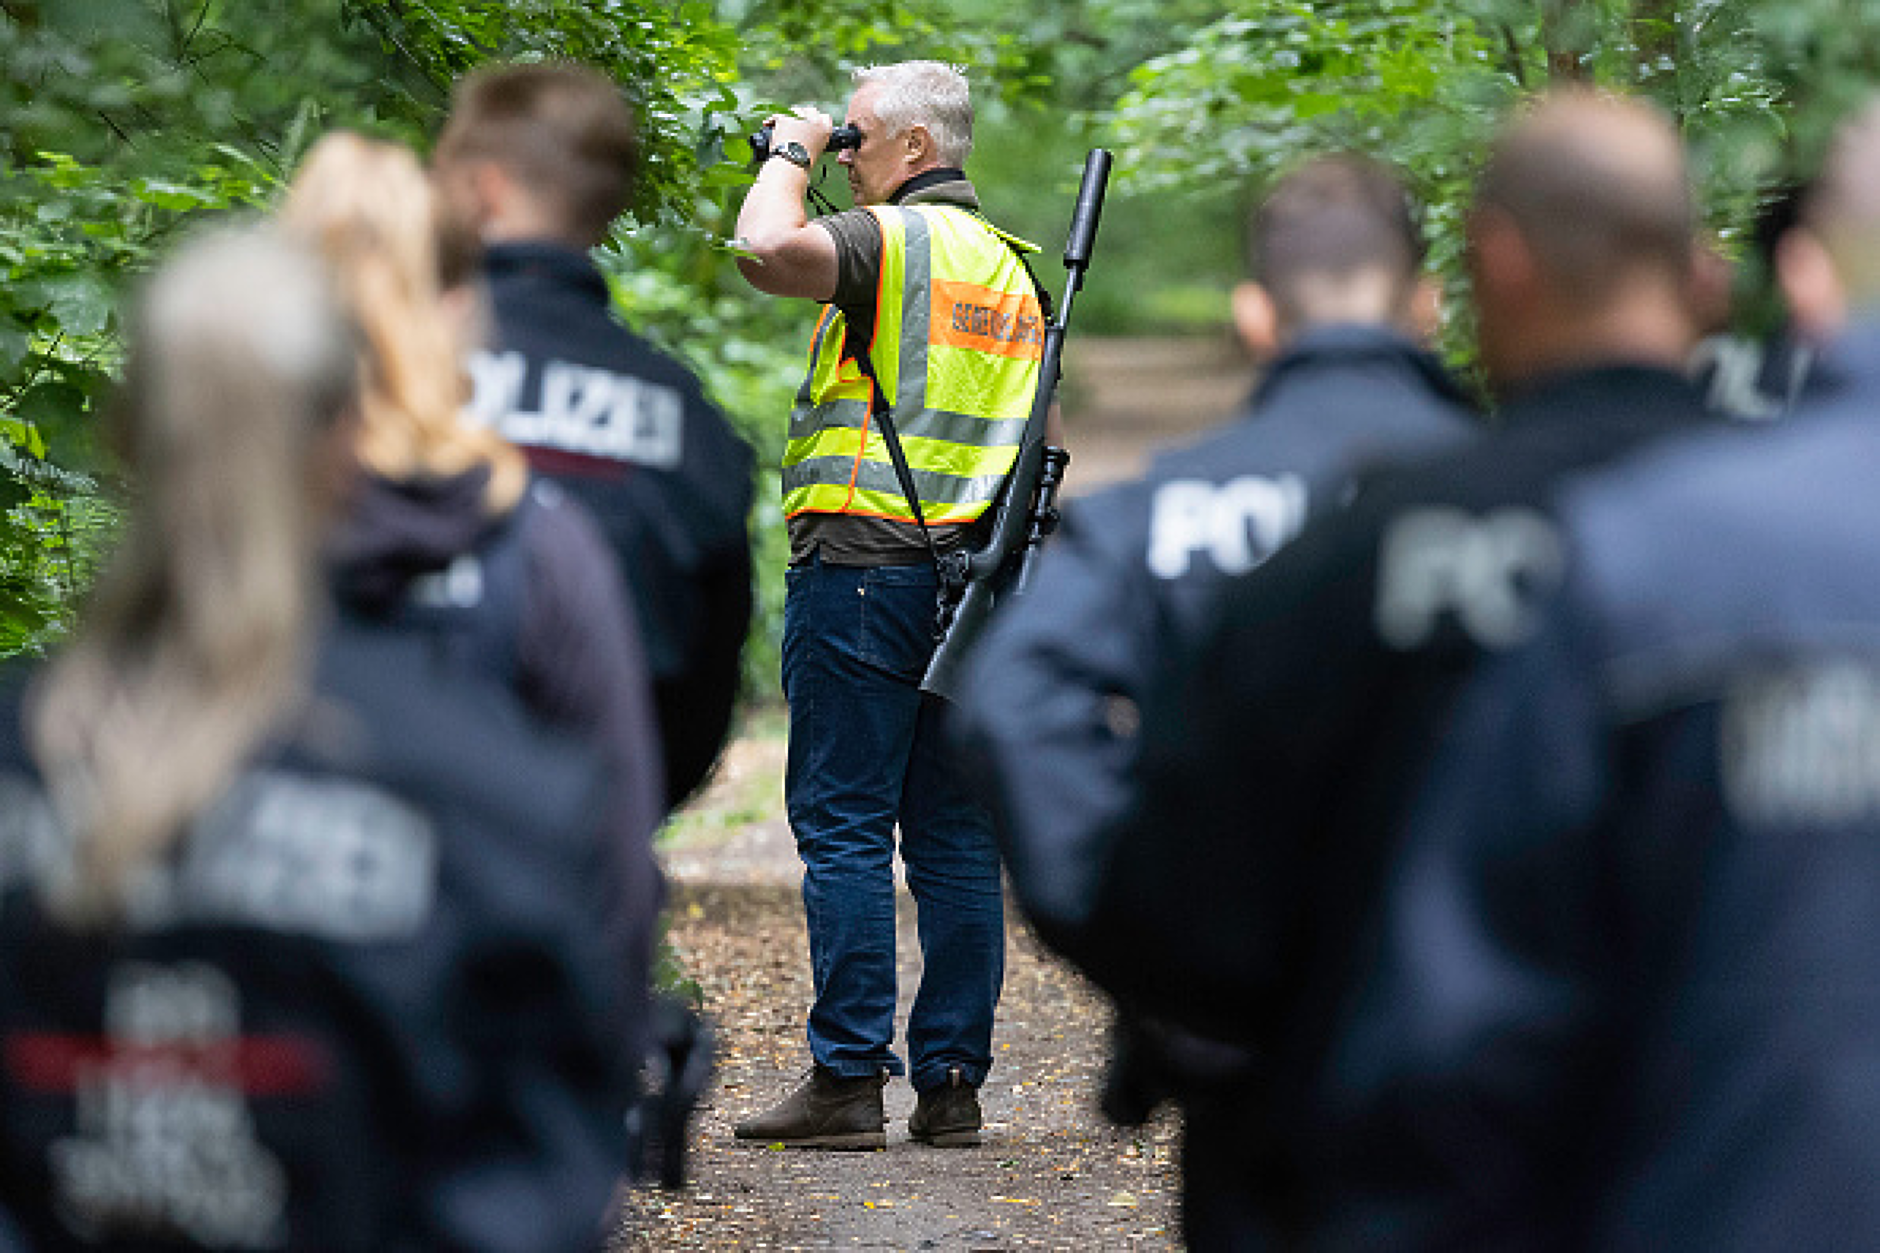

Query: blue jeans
[[781, 554, 1005, 1093]]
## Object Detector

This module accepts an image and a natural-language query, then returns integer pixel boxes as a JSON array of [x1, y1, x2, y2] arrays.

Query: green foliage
[[341, 0, 743, 222], [1105, 0, 1509, 345], [20, 0, 1880, 665], [1, 1, 367, 653], [1096, 0, 1880, 359]]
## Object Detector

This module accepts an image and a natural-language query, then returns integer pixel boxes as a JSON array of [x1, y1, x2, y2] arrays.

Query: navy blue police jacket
[[1086, 362, 1716, 1248], [1105, 363, 1719, 1050], [468, 241, 755, 806], [1282, 319, 1880, 1249], [0, 614, 640, 1252], [327, 470, 667, 1071], [953, 325, 1476, 957]]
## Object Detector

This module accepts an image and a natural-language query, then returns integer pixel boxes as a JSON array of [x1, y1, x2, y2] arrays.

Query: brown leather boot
[[908, 1066, 982, 1147], [732, 1065, 888, 1149]]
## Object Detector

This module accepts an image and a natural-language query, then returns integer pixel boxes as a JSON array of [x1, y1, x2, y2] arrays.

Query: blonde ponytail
[[28, 226, 358, 923], [282, 131, 527, 513]]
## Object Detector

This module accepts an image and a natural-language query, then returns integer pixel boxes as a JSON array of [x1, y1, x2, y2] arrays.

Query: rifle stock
[[921, 148, 1112, 699]]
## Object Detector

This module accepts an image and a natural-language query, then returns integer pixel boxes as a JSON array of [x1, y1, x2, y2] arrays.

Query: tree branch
[[176, 0, 214, 56], [1543, 0, 1591, 83], [96, 111, 135, 149], [1500, 23, 1530, 90]]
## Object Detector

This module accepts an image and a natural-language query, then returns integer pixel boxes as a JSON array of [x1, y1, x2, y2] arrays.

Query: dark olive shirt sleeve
[[814, 209, 883, 315]]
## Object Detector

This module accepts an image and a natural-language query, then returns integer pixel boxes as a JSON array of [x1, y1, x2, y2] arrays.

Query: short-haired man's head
[[434, 61, 639, 247], [1473, 88, 1693, 309], [853, 61, 973, 167], [1250, 154, 1425, 329], [1801, 96, 1880, 305]]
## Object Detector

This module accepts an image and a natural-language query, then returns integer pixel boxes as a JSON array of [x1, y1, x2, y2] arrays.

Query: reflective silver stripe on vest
[[783, 454, 1011, 507], [894, 208, 933, 416], [788, 398, 1027, 447], [789, 398, 868, 440], [795, 305, 839, 409]]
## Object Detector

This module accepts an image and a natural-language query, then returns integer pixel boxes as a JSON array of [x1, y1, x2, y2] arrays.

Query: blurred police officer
[[1247, 96, 1880, 1248], [950, 153, 1478, 1243], [1009, 89, 1721, 1247], [0, 227, 644, 1252], [729, 61, 1043, 1149], [435, 61, 756, 809]]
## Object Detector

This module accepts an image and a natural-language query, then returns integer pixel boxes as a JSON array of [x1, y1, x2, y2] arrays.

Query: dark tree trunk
[[1544, 0, 1592, 82]]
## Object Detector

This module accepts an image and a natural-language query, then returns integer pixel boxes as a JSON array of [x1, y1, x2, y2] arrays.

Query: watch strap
[[770, 141, 812, 170]]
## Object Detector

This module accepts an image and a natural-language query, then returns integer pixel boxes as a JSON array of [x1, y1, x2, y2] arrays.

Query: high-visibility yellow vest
[[781, 203, 1045, 526]]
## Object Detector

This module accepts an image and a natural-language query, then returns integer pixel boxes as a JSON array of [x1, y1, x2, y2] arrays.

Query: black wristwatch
[[769, 140, 813, 170]]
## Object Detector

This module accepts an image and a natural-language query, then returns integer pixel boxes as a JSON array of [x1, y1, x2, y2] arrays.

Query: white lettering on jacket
[[0, 770, 436, 941], [1373, 506, 1565, 650], [467, 350, 684, 468], [1146, 474, 1310, 580], [1724, 664, 1880, 824], [50, 964, 289, 1249]]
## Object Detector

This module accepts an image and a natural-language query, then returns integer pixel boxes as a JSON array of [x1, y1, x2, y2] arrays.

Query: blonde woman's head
[[282, 131, 525, 511], [30, 223, 359, 922]]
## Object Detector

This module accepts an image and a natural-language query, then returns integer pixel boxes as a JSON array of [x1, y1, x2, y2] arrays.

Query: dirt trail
[[1057, 334, 1255, 494], [620, 731, 1181, 1251]]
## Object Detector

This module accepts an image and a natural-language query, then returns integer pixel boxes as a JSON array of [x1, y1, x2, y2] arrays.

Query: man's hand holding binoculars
[[734, 107, 846, 299], [750, 108, 861, 167]]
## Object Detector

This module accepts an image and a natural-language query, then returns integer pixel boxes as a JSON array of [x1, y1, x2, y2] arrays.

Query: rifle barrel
[[920, 148, 1112, 700], [1064, 149, 1113, 272]]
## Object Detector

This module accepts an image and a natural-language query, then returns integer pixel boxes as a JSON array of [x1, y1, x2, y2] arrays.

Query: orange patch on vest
[[930, 280, 1045, 360]]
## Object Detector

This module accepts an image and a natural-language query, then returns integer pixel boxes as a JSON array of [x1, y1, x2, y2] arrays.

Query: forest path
[[1058, 333, 1255, 494], [622, 729, 1181, 1250]]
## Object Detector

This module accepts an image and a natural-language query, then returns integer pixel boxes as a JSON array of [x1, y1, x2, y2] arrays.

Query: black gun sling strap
[[848, 342, 943, 572]]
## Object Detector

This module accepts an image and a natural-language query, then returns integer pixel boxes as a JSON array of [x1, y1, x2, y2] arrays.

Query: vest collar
[[889, 168, 978, 210]]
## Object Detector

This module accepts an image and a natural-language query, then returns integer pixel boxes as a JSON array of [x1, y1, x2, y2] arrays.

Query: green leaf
[[0, 581, 53, 648], [0, 468, 27, 512], [12, 380, 104, 472], [42, 272, 114, 337], [0, 327, 28, 376], [0, 416, 47, 460], [131, 178, 218, 212]]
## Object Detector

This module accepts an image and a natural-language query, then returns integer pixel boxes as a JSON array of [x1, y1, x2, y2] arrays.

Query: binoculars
[[749, 122, 862, 164]]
